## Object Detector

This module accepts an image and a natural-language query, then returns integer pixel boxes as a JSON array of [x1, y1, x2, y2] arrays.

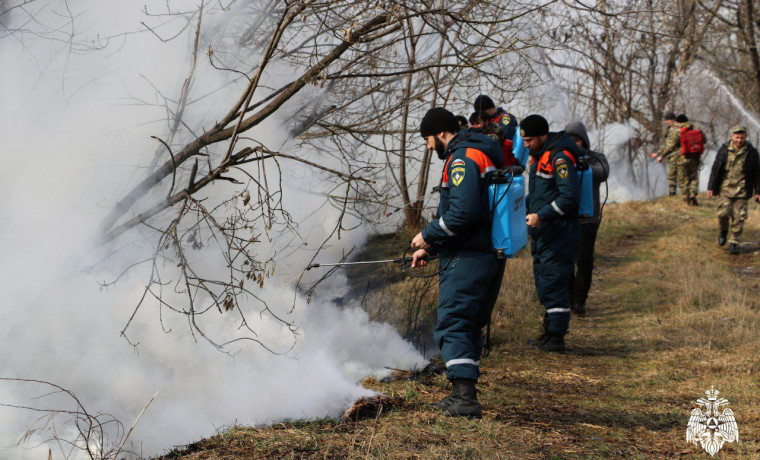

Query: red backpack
[[680, 126, 705, 157]]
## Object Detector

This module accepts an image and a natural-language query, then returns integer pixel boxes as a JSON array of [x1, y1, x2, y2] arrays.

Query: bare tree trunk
[[399, 18, 417, 229], [742, 0, 760, 109]]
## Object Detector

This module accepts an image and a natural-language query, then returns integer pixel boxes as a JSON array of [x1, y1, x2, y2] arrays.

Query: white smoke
[[0, 2, 425, 458], [586, 122, 647, 202]]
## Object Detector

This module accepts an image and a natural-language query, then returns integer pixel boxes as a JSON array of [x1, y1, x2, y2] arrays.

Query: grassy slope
[[158, 197, 760, 459]]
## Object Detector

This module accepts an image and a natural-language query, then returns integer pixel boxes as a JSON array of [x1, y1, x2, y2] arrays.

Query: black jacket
[[707, 142, 760, 198]]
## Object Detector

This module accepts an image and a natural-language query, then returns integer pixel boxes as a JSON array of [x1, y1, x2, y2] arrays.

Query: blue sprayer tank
[[488, 167, 527, 258], [577, 156, 594, 218]]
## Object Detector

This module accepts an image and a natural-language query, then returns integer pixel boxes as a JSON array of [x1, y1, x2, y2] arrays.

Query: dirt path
[[480, 198, 760, 459]]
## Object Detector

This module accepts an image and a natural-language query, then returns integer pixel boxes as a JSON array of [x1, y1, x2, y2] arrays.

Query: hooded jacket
[[527, 131, 582, 222], [564, 121, 610, 224], [422, 130, 504, 252]]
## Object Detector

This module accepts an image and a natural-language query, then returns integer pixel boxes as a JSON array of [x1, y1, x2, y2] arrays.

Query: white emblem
[[686, 386, 739, 456]]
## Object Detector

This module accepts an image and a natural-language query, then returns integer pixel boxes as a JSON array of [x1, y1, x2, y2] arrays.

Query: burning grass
[[156, 195, 760, 459]]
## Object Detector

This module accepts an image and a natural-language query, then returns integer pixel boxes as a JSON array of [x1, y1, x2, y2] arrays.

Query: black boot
[[430, 383, 453, 410], [718, 231, 727, 246], [669, 190, 677, 197], [691, 196, 699, 206], [729, 243, 740, 255], [431, 395, 452, 410], [440, 379, 482, 418], [573, 301, 587, 316], [538, 335, 566, 353]]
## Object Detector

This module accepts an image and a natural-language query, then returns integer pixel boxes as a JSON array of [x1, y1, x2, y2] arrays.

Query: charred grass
[[157, 196, 760, 459]]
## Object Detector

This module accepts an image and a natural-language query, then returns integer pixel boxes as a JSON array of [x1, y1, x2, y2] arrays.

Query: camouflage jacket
[[722, 143, 748, 197], [708, 140, 760, 198], [657, 124, 681, 159]]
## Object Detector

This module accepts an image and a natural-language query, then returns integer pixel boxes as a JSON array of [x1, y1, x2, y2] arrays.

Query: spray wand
[[306, 251, 437, 271]]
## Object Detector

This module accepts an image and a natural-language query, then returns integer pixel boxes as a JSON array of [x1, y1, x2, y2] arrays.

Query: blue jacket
[[527, 131, 582, 222], [422, 131, 503, 251]]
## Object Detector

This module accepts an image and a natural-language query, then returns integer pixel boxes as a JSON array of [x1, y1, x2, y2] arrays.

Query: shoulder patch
[[555, 158, 566, 165], [451, 167, 466, 186], [501, 115, 511, 125], [451, 159, 466, 167], [557, 163, 569, 179]]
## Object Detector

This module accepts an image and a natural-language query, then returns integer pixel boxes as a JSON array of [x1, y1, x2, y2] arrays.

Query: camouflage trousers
[[718, 197, 748, 244], [677, 157, 700, 198], [667, 154, 681, 195]]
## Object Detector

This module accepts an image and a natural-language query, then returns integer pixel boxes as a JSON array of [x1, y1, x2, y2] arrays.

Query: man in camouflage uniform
[[707, 125, 760, 255], [674, 114, 702, 206], [653, 111, 681, 196]]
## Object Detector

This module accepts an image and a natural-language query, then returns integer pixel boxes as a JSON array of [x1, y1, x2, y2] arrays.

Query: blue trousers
[[435, 250, 501, 381], [529, 220, 580, 336]]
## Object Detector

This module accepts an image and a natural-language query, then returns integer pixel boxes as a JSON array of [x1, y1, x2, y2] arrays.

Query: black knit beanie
[[519, 114, 549, 137], [473, 95, 495, 112], [663, 111, 676, 121], [420, 107, 459, 137], [675, 114, 689, 123]]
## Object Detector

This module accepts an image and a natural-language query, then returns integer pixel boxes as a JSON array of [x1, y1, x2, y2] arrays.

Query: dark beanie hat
[[473, 95, 495, 111], [420, 107, 459, 137], [519, 114, 549, 137], [675, 114, 689, 123], [663, 111, 676, 120]]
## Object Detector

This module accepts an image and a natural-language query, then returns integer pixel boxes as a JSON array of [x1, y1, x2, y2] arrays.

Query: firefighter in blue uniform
[[410, 107, 503, 417], [520, 115, 582, 352], [474, 94, 520, 166]]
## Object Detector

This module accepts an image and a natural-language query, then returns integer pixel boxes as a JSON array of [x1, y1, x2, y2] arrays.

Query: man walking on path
[[707, 125, 760, 255], [674, 114, 704, 206]]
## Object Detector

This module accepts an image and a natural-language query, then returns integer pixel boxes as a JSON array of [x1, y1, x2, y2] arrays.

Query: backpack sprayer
[[576, 153, 594, 218], [488, 165, 528, 258]]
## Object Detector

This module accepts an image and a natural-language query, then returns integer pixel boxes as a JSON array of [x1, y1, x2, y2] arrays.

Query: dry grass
[[157, 196, 760, 459]]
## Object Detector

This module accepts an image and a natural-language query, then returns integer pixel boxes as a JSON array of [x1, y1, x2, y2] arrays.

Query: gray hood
[[565, 121, 590, 149]]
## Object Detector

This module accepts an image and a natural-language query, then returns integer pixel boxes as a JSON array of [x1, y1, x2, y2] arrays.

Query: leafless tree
[[89, 0, 553, 352], [543, 0, 717, 194], [296, 1, 545, 229], [698, 0, 760, 114]]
